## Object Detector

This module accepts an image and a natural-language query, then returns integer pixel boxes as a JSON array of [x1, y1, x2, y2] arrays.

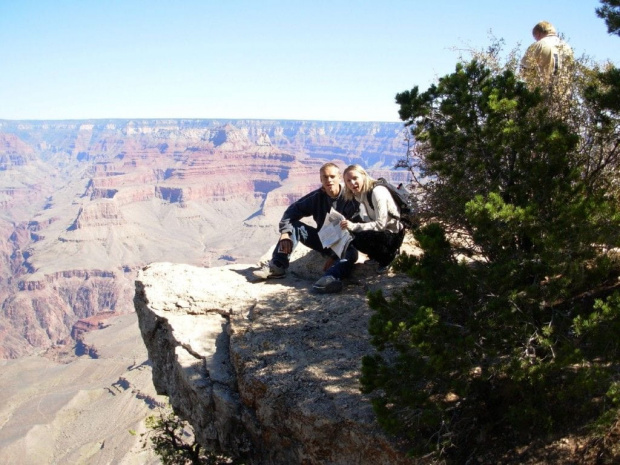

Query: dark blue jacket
[[278, 186, 358, 235]]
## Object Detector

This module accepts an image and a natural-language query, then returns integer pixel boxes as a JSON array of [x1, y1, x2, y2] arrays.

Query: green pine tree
[[361, 13, 620, 462]]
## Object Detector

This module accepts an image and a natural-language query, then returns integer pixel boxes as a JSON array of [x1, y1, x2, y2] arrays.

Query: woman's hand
[[340, 219, 349, 230]]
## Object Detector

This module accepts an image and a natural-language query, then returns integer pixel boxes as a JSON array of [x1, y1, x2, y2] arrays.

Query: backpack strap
[[366, 188, 374, 209], [366, 183, 390, 212], [366, 182, 387, 211]]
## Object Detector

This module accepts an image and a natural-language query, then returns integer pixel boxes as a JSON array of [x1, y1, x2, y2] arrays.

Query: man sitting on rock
[[253, 162, 359, 293]]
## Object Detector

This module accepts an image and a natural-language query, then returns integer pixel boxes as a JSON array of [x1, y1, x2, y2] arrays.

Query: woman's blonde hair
[[342, 164, 376, 200]]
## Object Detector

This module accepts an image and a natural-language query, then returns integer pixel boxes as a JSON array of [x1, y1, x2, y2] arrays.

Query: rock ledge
[[134, 249, 416, 464]]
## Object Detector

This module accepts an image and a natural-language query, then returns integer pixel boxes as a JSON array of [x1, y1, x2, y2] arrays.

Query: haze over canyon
[[0, 118, 407, 358]]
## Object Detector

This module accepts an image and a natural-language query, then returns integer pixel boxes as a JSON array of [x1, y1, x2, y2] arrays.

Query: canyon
[[0, 118, 408, 463], [0, 118, 407, 359]]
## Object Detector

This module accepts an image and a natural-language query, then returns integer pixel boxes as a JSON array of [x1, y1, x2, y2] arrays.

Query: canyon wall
[[0, 119, 408, 358]]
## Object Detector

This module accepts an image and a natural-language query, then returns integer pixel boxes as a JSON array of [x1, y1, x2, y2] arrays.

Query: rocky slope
[[0, 118, 408, 358], [0, 312, 166, 465], [134, 245, 421, 465]]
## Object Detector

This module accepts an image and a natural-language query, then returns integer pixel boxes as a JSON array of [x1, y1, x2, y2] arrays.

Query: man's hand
[[277, 233, 293, 254]]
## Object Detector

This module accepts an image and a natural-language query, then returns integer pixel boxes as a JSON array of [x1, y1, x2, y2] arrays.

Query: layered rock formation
[[134, 245, 420, 465], [0, 118, 408, 358]]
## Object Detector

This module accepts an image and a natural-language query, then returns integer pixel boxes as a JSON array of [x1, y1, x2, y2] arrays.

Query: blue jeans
[[272, 220, 358, 280]]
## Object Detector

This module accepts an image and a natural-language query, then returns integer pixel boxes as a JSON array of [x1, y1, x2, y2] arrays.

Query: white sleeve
[[349, 186, 393, 232]]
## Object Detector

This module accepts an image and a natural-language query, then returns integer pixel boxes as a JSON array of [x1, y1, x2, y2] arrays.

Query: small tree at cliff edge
[[142, 406, 239, 465], [360, 11, 620, 463]]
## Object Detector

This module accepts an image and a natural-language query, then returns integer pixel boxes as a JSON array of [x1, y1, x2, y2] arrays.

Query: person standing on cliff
[[253, 162, 360, 293], [520, 20, 573, 80]]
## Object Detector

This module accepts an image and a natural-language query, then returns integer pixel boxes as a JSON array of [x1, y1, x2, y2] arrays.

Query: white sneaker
[[252, 262, 286, 280]]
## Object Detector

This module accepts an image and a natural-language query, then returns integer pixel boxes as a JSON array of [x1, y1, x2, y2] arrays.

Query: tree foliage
[[142, 406, 238, 465], [592, 1, 620, 115], [360, 21, 620, 463], [597, 0, 620, 36]]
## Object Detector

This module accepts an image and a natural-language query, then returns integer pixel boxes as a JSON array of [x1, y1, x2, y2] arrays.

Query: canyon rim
[[0, 118, 409, 463]]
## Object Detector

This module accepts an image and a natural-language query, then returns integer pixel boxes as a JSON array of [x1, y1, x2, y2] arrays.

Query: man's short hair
[[320, 162, 340, 174], [533, 21, 556, 37]]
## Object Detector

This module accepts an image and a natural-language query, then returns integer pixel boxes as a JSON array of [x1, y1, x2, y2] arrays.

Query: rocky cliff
[[134, 243, 420, 465]]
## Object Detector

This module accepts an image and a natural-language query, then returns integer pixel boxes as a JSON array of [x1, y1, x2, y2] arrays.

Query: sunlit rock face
[[0, 118, 406, 358], [134, 244, 419, 465]]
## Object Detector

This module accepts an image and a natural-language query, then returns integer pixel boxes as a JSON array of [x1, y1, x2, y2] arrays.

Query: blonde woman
[[340, 164, 404, 273]]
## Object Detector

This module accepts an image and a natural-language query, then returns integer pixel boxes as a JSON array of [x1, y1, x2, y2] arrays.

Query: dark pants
[[351, 229, 405, 267], [272, 220, 358, 280]]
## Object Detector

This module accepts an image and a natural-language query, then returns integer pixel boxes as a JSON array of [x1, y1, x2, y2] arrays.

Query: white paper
[[318, 209, 353, 258]]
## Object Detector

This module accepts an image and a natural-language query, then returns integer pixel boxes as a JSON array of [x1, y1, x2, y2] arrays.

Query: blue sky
[[1, 0, 618, 122]]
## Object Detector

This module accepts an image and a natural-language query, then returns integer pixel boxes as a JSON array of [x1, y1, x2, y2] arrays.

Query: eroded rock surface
[[134, 248, 417, 464], [0, 313, 165, 465]]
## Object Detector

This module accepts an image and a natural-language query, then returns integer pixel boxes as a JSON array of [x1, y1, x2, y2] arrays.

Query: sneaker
[[313, 275, 343, 294], [377, 263, 393, 274], [252, 261, 286, 280], [377, 253, 398, 274]]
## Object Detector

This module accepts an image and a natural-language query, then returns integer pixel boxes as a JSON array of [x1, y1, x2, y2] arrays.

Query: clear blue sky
[[1, 0, 618, 122]]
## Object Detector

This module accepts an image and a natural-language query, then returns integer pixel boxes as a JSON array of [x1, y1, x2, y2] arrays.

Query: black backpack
[[366, 178, 418, 229]]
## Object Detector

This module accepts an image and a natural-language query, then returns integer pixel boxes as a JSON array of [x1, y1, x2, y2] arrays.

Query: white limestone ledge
[[134, 247, 417, 465]]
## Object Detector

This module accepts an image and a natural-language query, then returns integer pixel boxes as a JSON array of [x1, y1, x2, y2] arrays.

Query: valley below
[[0, 118, 407, 463], [0, 312, 165, 465]]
